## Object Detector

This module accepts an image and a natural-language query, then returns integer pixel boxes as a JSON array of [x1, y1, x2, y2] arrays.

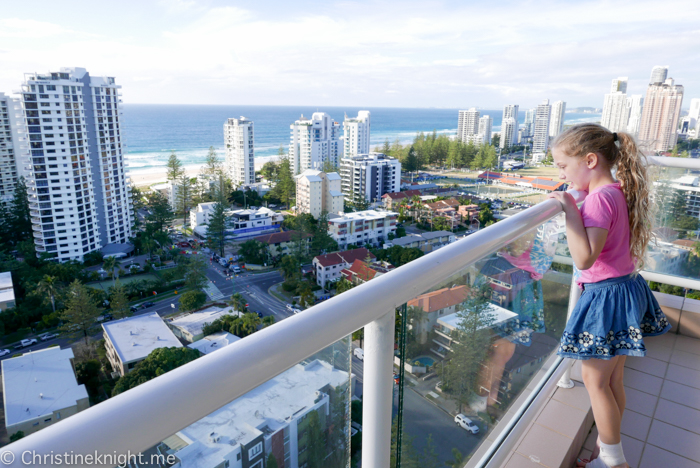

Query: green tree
[[145, 191, 174, 234], [260, 160, 279, 182], [109, 281, 131, 320], [228, 292, 247, 313], [279, 255, 300, 281], [184, 255, 208, 292], [179, 290, 207, 312], [103, 256, 122, 280], [445, 448, 464, 468], [166, 151, 184, 181], [334, 278, 354, 294], [60, 280, 101, 345], [36, 275, 60, 315], [205, 202, 231, 257], [9, 177, 32, 242], [9, 431, 24, 442], [239, 239, 266, 264], [268, 153, 295, 208], [266, 453, 279, 468], [303, 410, 326, 468], [203, 146, 223, 177], [491, 134, 501, 149], [175, 174, 195, 226], [112, 347, 201, 396], [321, 159, 338, 173], [403, 146, 420, 173]]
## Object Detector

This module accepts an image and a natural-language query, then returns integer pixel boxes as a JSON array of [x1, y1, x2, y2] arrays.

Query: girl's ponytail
[[615, 132, 652, 270]]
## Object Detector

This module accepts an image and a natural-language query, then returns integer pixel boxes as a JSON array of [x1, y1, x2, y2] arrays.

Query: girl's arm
[[547, 192, 608, 270]]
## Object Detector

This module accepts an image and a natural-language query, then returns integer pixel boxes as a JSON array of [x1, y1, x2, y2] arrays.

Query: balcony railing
[[3, 155, 699, 468]]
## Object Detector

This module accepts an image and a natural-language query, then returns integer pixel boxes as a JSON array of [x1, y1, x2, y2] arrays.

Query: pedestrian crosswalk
[[204, 281, 225, 301]]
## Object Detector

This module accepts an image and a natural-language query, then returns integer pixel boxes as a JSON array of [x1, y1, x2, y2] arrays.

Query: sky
[[1, 0, 698, 109]]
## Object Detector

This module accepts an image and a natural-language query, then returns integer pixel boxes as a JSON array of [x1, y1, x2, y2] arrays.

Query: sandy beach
[[127, 155, 282, 187]]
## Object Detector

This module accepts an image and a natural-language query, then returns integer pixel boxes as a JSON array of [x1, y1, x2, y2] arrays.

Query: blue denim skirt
[[557, 274, 671, 360]]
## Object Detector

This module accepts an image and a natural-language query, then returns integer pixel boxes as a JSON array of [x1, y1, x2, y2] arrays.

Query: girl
[[546, 124, 670, 468]]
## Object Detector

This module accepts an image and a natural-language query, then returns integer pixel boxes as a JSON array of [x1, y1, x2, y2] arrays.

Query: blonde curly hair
[[551, 123, 652, 270]]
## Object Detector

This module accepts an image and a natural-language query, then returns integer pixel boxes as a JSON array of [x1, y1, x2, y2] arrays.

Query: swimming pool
[[413, 356, 435, 367]]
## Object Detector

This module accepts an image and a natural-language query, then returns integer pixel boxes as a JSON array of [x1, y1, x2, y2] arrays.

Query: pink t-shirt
[[577, 182, 635, 285]]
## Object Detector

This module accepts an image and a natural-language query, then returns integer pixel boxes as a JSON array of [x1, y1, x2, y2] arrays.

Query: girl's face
[[552, 146, 593, 191]]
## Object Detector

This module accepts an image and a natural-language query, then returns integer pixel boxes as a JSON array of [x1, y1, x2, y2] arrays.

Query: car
[[454, 414, 479, 434], [19, 338, 38, 348], [39, 332, 59, 341], [286, 304, 294, 311], [0, 349, 10, 357], [232, 266, 242, 274], [292, 308, 303, 314], [141, 302, 155, 309], [353, 348, 364, 361], [130, 305, 139, 313], [435, 381, 444, 392], [255, 311, 263, 318], [219, 258, 229, 267]]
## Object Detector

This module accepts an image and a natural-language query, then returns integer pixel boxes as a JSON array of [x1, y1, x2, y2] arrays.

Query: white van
[[353, 348, 364, 361]]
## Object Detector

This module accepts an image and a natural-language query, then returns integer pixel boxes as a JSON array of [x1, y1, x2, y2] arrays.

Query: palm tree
[[228, 293, 247, 313], [103, 256, 122, 280], [241, 313, 262, 336], [36, 275, 59, 314]]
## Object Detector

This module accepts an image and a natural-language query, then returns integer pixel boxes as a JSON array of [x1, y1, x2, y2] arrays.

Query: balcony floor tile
[[660, 380, 700, 410], [647, 420, 700, 462], [653, 398, 700, 436], [624, 355, 668, 378], [665, 363, 700, 390], [639, 445, 700, 468], [622, 367, 664, 396], [620, 408, 652, 442]]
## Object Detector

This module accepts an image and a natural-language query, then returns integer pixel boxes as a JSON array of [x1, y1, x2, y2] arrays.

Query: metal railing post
[[362, 310, 396, 468], [558, 271, 581, 389]]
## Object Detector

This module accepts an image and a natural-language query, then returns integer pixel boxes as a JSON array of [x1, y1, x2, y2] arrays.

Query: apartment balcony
[[2, 156, 698, 468]]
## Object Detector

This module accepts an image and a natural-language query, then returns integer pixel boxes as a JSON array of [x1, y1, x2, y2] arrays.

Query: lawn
[[86, 273, 159, 291], [511, 166, 560, 178]]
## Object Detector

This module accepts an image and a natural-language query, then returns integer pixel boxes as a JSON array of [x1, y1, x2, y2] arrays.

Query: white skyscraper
[[626, 95, 644, 136], [289, 113, 342, 175], [343, 111, 370, 157], [457, 108, 480, 143], [478, 115, 493, 145], [224, 117, 255, 186], [688, 98, 700, 136], [650, 66, 669, 85], [522, 109, 536, 138], [0, 93, 29, 203], [532, 99, 551, 154], [502, 105, 519, 145], [500, 118, 517, 149], [20, 68, 133, 262], [549, 101, 567, 138], [611, 77, 628, 94]]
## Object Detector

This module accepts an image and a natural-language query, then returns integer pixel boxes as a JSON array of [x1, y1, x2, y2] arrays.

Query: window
[[248, 442, 263, 459]]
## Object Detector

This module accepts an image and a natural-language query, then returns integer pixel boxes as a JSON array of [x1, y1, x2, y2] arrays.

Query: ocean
[[121, 105, 601, 175]]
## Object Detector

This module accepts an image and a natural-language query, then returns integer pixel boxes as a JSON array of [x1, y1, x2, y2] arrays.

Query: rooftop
[[170, 307, 239, 338], [254, 230, 312, 245], [314, 248, 375, 268], [1, 347, 88, 426], [0, 271, 13, 291], [187, 332, 240, 355], [167, 359, 349, 467], [438, 303, 519, 331], [407, 285, 469, 313], [102, 312, 182, 364], [328, 210, 397, 223]]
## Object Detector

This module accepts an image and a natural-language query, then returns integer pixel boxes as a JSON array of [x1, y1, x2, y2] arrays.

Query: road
[[397, 387, 486, 465]]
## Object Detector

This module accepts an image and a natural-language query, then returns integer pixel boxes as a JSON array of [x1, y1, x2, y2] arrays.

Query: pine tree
[[60, 280, 101, 345], [203, 146, 222, 176], [110, 281, 131, 320], [205, 201, 231, 257], [9, 176, 32, 241], [166, 151, 184, 181], [175, 174, 194, 226], [145, 192, 174, 233]]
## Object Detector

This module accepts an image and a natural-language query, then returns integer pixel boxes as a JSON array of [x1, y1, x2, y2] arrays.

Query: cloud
[[0, 0, 698, 108]]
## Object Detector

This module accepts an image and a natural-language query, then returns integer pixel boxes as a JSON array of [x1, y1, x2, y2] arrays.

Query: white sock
[[599, 441, 626, 467]]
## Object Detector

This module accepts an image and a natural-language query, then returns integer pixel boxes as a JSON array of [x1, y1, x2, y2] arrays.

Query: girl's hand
[[547, 191, 577, 214]]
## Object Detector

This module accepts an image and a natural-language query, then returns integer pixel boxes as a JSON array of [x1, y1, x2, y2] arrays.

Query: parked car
[[130, 305, 139, 313], [255, 311, 263, 318], [286, 304, 294, 311], [454, 414, 479, 434], [232, 266, 242, 274], [39, 332, 59, 341], [353, 348, 364, 361], [219, 258, 229, 267], [141, 302, 155, 309], [0, 349, 11, 357], [18, 338, 37, 348]]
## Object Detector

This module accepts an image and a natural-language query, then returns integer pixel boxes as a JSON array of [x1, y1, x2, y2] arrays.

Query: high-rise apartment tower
[[549, 101, 567, 138], [0, 93, 29, 204], [626, 96, 644, 136], [532, 99, 552, 153], [343, 111, 371, 157], [638, 74, 684, 152], [502, 105, 519, 145], [224, 117, 255, 186], [289, 113, 342, 175], [19, 68, 133, 262], [650, 66, 668, 85], [478, 115, 493, 145], [457, 109, 480, 143]]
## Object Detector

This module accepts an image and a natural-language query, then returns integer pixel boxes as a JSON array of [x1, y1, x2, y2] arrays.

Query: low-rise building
[[384, 231, 456, 253], [187, 332, 240, 356], [168, 306, 240, 343], [327, 210, 398, 250], [254, 230, 313, 260], [0, 271, 15, 311], [158, 359, 352, 468], [672, 239, 699, 254], [407, 285, 470, 344], [381, 189, 422, 210], [340, 259, 395, 285], [2, 347, 89, 436], [313, 248, 376, 289], [645, 243, 689, 276], [294, 170, 344, 219], [190, 204, 283, 240], [102, 313, 183, 377], [433, 304, 518, 357]]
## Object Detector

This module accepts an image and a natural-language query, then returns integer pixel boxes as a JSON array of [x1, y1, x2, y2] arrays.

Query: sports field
[[87, 273, 159, 291]]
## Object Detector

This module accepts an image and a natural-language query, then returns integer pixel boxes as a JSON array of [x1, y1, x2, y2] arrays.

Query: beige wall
[[6, 397, 89, 437]]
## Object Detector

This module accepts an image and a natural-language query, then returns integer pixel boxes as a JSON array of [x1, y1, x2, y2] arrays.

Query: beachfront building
[[190, 203, 283, 240], [102, 312, 182, 377], [601, 78, 630, 133], [522, 108, 536, 139], [19, 67, 134, 262], [295, 169, 344, 219], [158, 359, 351, 468], [2, 347, 89, 437], [343, 111, 371, 157], [687, 98, 700, 138], [502, 105, 519, 146], [500, 118, 517, 150], [532, 99, 551, 154], [638, 68, 684, 152], [0, 93, 29, 204], [327, 210, 397, 250], [340, 153, 401, 205], [478, 115, 493, 145], [0, 271, 15, 311], [457, 108, 480, 143], [626, 95, 644, 136], [313, 247, 376, 289], [549, 100, 566, 138], [289, 113, 342, 175], [224, 117, 255, 187]]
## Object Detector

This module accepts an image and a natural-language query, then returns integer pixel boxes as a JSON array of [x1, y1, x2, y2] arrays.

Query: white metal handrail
[[2, 156, 699, 468]]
